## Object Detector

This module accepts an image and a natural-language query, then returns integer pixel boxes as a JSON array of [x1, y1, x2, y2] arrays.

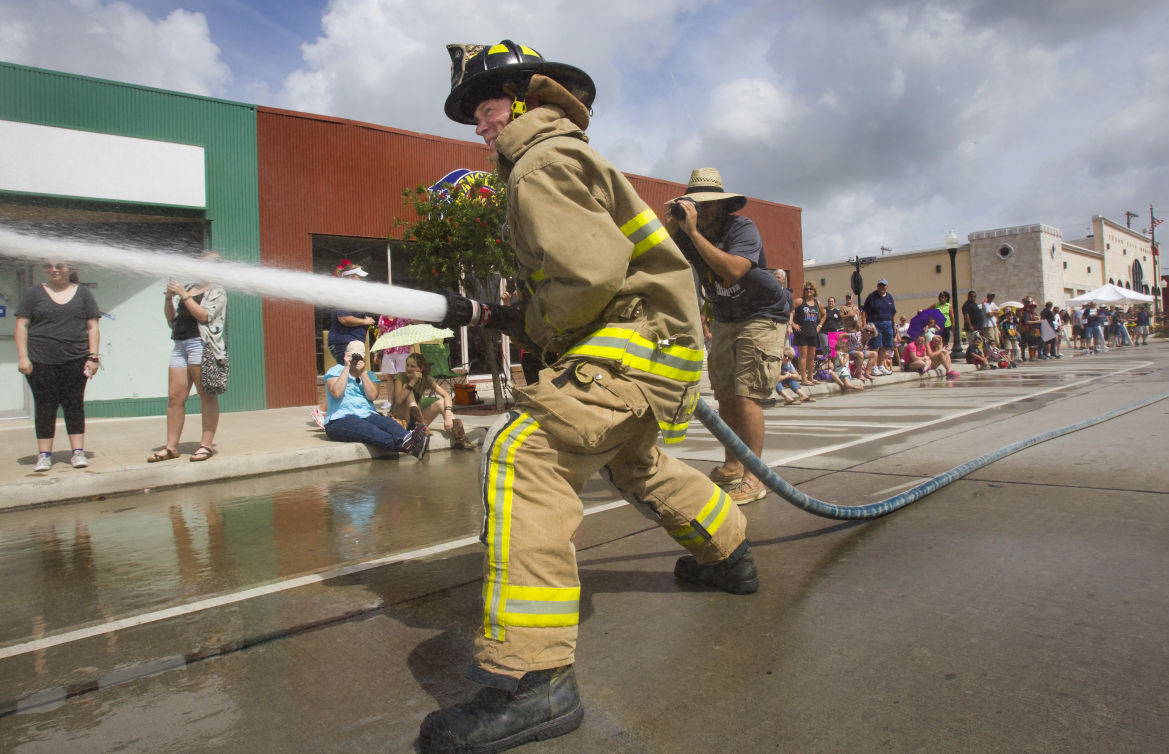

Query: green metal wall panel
[[0, 62, 265, 415]]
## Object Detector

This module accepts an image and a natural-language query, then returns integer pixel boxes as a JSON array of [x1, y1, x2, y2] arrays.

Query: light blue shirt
[[324, 365, 380, 423]]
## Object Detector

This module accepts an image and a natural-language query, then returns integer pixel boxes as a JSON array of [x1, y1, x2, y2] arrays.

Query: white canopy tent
[[1066, 283, 1154, 306]]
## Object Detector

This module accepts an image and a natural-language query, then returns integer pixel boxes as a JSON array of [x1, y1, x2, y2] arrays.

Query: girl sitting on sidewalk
[[828, 352, 865, 392]]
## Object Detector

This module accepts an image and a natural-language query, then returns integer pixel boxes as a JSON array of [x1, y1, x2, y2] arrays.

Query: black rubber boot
[[418, 665, 583, 753], [674, 543, 759, 595]]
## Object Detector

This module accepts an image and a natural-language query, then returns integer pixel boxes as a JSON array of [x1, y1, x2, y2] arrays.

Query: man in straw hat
[[665, 167, 789, 506], [422, 41, 758, 751]]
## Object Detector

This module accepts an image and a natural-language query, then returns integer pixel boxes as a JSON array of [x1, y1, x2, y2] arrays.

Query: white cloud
[[706, 77, 805, 145], [0, 0, 229, 96]]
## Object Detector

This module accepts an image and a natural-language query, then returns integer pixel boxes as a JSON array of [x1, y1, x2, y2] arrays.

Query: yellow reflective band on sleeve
[[564, 328, 704, 383], [482, 412, 542, 642], [620, 209, 668, 260], [499, 584, 581, 628], [530, 269, 547, 283]]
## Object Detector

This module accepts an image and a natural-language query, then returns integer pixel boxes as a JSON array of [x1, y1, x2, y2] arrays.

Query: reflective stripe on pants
[[474, 404, 748, 679]]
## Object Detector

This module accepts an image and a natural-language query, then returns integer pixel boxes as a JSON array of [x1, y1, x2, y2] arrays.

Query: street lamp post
[[946, 230, 965, 358]]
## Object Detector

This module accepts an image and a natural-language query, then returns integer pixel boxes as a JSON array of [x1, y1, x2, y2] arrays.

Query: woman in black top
[[15, 260, 102, 472], [792, 282, 825, 384], [821, 296, 844, 360]]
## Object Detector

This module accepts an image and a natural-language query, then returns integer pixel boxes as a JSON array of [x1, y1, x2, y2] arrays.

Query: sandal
[[147, 448, 179, 463], [189, 445, 214, 462]]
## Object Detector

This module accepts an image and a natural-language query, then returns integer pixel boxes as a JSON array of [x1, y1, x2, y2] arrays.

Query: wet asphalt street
[[1, 348, 1168, 752]]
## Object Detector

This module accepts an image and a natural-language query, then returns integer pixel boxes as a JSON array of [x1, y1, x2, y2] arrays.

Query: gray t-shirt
[[674, 214, 787, 323], [16, 283, 101, 364]]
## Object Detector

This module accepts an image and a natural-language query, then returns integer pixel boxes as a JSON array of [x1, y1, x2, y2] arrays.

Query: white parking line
[[0, 361, 1148, 661]]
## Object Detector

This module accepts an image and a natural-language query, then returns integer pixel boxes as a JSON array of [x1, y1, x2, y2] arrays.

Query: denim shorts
[[872, 320, 895, 349], [170, 337, 204, 368]]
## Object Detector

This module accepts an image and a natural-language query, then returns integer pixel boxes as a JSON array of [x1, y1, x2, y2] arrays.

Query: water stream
[[0, 227, 448, 322]]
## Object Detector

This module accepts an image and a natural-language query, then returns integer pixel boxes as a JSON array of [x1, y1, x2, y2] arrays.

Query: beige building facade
[[805, 247, 971, 322], [805, 216, 1156, 321]]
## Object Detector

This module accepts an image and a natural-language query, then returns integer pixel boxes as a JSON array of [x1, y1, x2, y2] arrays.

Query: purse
[[201, 349, 230, 395]]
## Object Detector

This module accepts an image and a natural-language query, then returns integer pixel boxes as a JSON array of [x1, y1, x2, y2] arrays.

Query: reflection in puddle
[[0, 456, 484, 725]]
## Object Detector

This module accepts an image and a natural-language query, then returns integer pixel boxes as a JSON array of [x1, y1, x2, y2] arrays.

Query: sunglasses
[[44, 263, 68, 271]]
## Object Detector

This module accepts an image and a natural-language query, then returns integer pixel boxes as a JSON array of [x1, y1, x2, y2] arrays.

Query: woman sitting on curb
[[927, 335, 960, 378], [388, 352, 477, 449], [322, 342, 428, 459], [901, 334, 960, 378]]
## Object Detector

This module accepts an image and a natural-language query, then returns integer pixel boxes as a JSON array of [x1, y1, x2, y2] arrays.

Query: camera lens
[[669, 203, 686, 220]]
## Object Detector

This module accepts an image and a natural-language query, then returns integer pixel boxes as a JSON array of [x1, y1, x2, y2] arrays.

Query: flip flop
[[147, 448, 179, 463], [189, 445, 214, 462]]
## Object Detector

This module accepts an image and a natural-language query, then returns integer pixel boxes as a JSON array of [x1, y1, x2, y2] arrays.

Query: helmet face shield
[[444, 40, 595, 124]]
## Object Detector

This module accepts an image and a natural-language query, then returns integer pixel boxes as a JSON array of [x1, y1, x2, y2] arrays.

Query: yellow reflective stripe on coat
[[667, 487, 732, 547], [499, 584, 580, 628], [564, 327, 703, 383], [527, 209, 663, 293], [620, 209, 669, 259], [482, 412, 541, 642]]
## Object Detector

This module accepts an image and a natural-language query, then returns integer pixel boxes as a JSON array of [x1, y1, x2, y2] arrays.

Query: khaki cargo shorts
[[708, 318, 787, 401]]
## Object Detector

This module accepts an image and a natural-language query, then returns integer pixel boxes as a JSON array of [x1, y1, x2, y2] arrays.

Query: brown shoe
[[728, 479, 767, 505], [708, 466, 743, 487], [449, 418, 479, 450]]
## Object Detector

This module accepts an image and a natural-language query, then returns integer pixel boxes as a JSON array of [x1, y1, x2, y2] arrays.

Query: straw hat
[[676, 167, 747, 212]]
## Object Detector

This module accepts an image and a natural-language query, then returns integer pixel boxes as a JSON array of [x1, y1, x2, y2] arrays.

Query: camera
[[669, 197, 696, 221]]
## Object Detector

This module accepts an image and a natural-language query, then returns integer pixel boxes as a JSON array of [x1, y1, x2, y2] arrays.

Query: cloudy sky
[[2, 0, 1166, 261]]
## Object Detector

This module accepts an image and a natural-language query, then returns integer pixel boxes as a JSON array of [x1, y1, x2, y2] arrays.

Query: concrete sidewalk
[[0, 404, 503, 512], [1, 362, 980, 511]]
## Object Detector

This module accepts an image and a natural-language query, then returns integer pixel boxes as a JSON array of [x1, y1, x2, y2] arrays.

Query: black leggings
[[26, 359, 89, 440]]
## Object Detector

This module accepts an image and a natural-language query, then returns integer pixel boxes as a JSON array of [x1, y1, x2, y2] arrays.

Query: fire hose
[[694, 390, 1169, 520]]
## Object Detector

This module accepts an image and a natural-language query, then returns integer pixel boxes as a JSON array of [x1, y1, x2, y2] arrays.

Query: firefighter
[[420, 41, 759, 752]]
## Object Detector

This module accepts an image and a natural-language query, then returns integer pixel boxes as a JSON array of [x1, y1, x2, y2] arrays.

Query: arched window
[[1132, 259, 1144, 292]]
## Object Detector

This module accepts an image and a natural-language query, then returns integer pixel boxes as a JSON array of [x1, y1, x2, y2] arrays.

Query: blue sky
[[1, 0, 1167, 262]]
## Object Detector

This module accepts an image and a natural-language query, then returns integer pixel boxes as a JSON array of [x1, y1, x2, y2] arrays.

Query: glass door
[[0, 260, 31, 418]]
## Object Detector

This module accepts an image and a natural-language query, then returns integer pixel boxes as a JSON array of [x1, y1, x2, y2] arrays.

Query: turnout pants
[[473, 361, 748, 684]]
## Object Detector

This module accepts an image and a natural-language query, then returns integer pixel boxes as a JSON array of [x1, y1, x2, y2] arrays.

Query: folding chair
[[418, 342, 466, 394]]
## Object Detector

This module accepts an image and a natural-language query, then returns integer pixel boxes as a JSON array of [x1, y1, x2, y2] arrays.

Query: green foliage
[[398, 174, 513, 296]]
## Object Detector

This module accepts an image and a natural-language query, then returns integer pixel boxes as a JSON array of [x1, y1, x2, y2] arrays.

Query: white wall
[[0, 119, 205, 208]]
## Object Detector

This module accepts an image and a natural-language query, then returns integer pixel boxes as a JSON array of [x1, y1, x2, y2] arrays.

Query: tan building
[[805, 216, 1156, 323], [805, 246, 971, 323], [1067, 216, 1156, 297]]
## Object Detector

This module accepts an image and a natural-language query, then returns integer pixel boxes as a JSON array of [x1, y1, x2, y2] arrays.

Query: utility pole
[[1125, 211, 1139, 229], [1153, 205, 1161, 320], [880, 245, 891, 255]]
